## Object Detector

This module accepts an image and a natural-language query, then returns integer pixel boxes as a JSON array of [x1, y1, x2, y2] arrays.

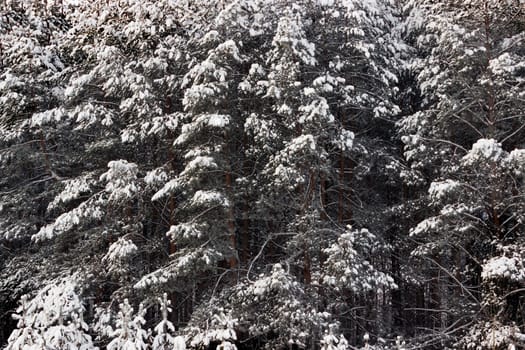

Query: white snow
[[481, 256, 525, 282], [103, 238, 138, 263], [298, 97, 334, 124], [48, 175, 94, 211], [152, 178, 179, 201], [31, 108, 65, 127], [336, 129, 354, 151], [100, 160, 139, 202], [287, 134, 317, 152], [489, 52, 525, 77], [190, 190, 229, 207], [462, 139, 504, 165], [410, 217, 442, 237], [33, 202, 103, 241], [507, 149, 525, 175], [167, 222, 203, 240], [144, 168, 169, 186], [428, 179, 461, 202], [203, 114, 230, 128], [180, 156, 218, 178]]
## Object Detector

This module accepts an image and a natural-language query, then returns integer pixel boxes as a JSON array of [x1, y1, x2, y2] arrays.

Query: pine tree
[[5, 295, 46, 350], [152, 294, 177, 350], [3, 0, 524, 348], [5, 279, 97, 350], [107, 299, 149, 350], [399, 0, 525, 346], [136, 32, 244, 289]]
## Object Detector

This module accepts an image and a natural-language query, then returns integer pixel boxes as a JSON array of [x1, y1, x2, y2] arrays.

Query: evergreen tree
[[400, 0, 525, 346], [152, 294, 177, 350], [107, 299, 148, 350], [2, 0, 524, 348], [5, 279, 97, 350]]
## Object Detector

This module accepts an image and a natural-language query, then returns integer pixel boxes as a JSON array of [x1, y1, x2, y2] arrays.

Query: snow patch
[[462, 139, 504, 165], [481, 256, 525, 282]]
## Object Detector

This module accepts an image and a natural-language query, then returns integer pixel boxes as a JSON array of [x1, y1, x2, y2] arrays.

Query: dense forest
[[0, 0, 524, 349]]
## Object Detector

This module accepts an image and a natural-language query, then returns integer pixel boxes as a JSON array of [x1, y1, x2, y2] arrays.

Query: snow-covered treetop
[[189, 310, 238, 350], [6, 277, 97, 350], [462, 139, 505, 166], [47, 173, 96, 212], [428, 179, 461, 204], [270, 14, 316, 67], [100, 160, 140, 202], [107, 299, 148, 350], [152, 293, 180, 350], [323, 226, 397, 293], [320, 326, 349, 350], [102, 237, 138, 276], [19, 278, 86, 328], [481, 256, 525, 283]]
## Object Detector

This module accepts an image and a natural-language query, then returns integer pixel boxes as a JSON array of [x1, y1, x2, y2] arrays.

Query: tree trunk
[[338, 150, 345, 224], [241, 202, 250, 265], [302, 171, 316, 285], [226, 171, 237, 269], [320, 172, 327, 221]]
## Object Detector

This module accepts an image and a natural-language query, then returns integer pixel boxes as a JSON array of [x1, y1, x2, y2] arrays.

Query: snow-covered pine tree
[[182, 0, 403, 345], [400, 0, 525, 346], [187, 263, 329, 349], [107, 299, 149, 350], [258, 6, 328, 287], [136, 28, 244, 290], [151, 293, 178, 350], [1, 0, 192, 318], [4, 295, 46, 350], [188, 309, 238, 350], [0, 3, 67, 241], [5, 279, 97, 350], [320, 325, 349, 350], [4, 0, 524, 348], [0, 4, 74, 337]]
